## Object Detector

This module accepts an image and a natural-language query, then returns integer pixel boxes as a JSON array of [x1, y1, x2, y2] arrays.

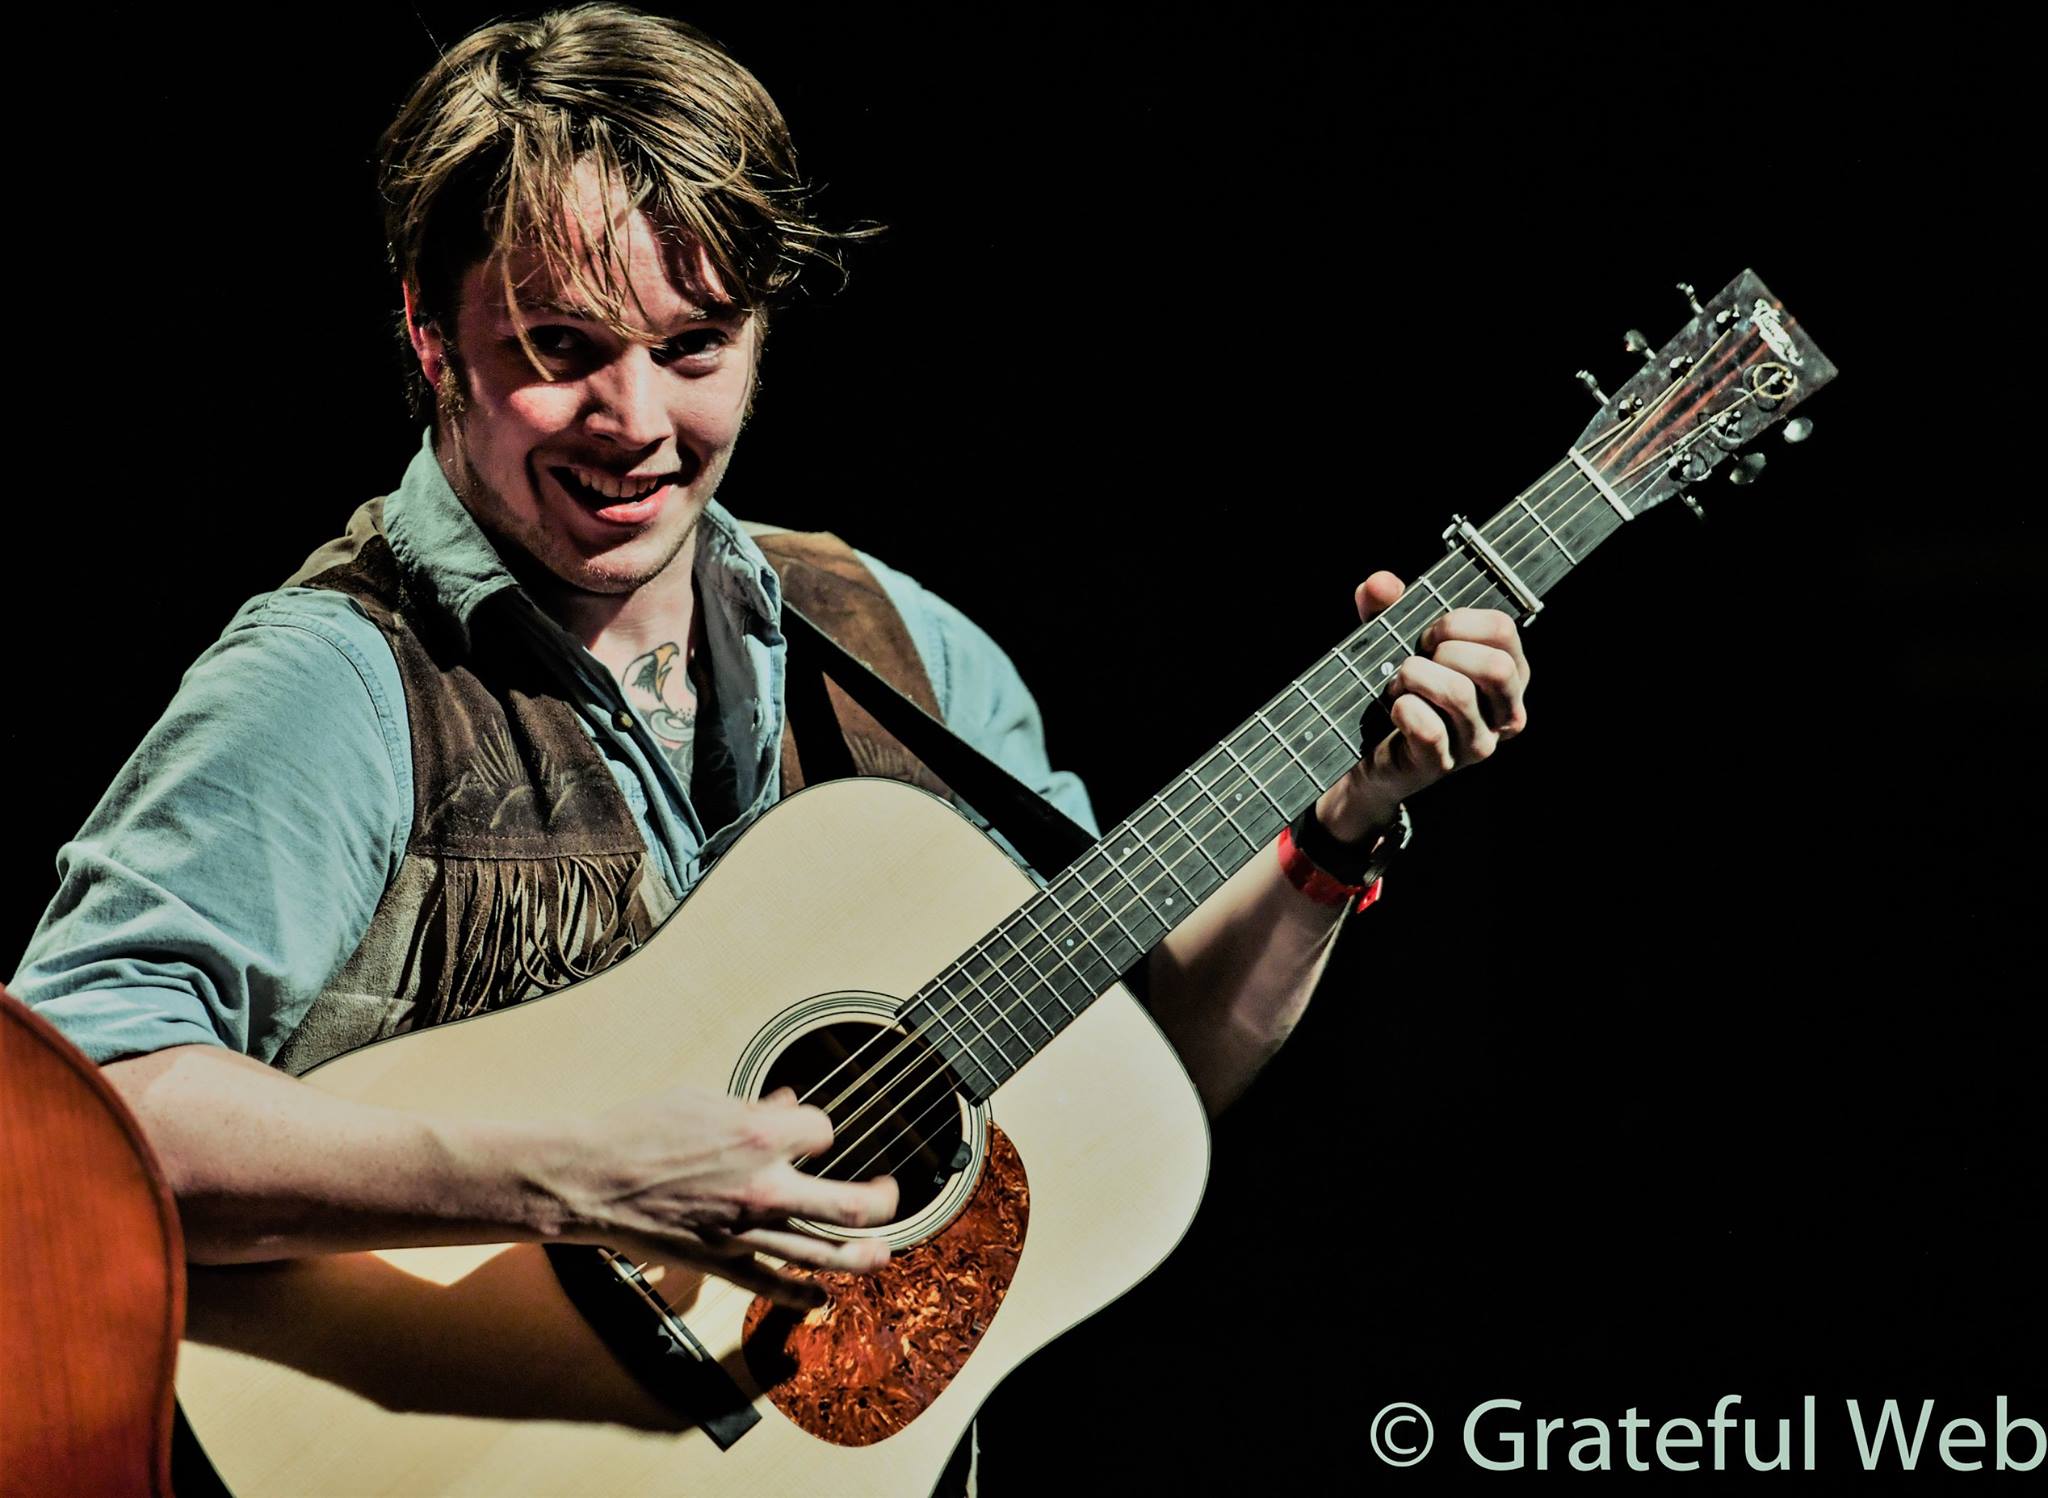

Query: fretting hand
[[1314, 571, 1530, 842]]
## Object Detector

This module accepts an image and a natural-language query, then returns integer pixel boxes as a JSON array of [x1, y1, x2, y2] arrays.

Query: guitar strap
[[779, 601, 1097, 881]]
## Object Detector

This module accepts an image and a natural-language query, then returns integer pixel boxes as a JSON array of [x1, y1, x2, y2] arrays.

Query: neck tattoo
[[621, 639, 701, 784]]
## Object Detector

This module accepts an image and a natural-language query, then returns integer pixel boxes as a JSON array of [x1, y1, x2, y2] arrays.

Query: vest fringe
[[404, 853, 650, 1026]]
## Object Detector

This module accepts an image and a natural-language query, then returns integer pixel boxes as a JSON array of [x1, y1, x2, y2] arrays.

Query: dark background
[[10, 5, 2040, 1490]]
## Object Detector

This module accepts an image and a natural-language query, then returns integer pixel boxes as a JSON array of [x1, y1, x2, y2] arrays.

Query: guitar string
[[797, 366, 1773, 1184], [814, 375, 1787, 1188], [794, 351, 1783, 1185]]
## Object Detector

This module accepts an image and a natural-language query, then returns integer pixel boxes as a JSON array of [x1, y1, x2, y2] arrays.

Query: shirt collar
[[381, 427, 783, 648]]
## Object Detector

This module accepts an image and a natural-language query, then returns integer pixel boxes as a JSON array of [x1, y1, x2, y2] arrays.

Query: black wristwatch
[[1287, 798, 1413, 886]]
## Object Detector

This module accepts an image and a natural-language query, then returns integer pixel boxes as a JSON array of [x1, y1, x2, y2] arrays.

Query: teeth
[[564, 465, 670, 501]]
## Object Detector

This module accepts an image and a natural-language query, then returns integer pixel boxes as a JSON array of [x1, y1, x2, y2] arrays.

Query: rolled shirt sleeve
[[860, 550, 1100, 840], [10, 591, 412, 1065]]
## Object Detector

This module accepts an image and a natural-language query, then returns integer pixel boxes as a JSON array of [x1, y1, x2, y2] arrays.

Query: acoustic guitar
[[176, 270, 1835, 1494]]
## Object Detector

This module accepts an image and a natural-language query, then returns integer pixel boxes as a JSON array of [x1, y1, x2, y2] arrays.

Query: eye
[[524, 325, 589, 360], [652, 328, 730, 367]]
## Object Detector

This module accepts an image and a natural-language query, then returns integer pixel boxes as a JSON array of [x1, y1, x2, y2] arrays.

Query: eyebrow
[[517, 294, 742, 326]]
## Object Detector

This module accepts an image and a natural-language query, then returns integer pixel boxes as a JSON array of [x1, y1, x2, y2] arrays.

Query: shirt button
[[614, 710, 635, 732]]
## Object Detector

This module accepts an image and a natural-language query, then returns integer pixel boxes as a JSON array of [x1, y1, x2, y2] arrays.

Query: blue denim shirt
[[13, 432, 1096, 1065]]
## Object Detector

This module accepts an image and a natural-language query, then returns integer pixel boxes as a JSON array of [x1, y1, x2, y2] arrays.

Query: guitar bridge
[[545, 1245, 761, 1450]]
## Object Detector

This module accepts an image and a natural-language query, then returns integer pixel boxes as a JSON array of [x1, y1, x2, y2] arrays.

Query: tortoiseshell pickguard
[[740, 1123, 1028, 1446]]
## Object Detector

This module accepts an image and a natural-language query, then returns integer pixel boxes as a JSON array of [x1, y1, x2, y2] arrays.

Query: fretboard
[[902, 444, 1642, 1101]]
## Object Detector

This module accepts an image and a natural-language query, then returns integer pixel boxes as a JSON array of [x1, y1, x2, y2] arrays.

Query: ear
[[403, 282, 448, 389]]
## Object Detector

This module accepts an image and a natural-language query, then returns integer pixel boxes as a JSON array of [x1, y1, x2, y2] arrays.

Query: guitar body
[[177, 778, 1211, 1496], [0, 990, 184, 1497]]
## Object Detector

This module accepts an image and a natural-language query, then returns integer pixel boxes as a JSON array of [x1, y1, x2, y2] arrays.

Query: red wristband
[[1276, 825, 1384, 913]]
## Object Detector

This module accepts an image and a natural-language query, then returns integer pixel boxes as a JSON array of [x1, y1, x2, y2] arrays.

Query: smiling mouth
[[551, 464, 685, 507]]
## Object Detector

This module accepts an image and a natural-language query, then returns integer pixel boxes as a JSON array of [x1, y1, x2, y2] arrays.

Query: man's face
[[418, 166, 758, 599]]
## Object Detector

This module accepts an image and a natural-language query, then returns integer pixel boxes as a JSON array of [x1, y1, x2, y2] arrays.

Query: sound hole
[[758, 1020, 968, 1224]]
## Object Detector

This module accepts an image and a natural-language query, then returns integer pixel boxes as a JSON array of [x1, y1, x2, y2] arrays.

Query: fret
[[1329, 640, 1382, 725], [948, 947, 1035, 1060], [1137, 807, 1204, 913], [1546, 497, 1626, 582], [1516, 495, 1577, 565], [1184, 752, 1261, 851], [1216, 735, 1290, 821], [1290, 680, 1351, 745], [1114, 821, 1185, 927], [1566, 444, 1634, 522], [1079, 832, 1170, 951], [1254, 705, 1322, 793], [1462, 576, 1516, 615], [1012, 897, 1102, 1000], [1069, 845, 1148, 942], [993, 925, 1064, 1015], [1044, 878, 1136, 973], [917, 997, 1002, 1095], [982, 933, 1057, 1050], [1370, 612, 1408, 658], [1156, 781, 1231, 883], [1351, 639, 1403, 699], [1417, 571, 1461, 620], [1078, 852, 1153, 948]]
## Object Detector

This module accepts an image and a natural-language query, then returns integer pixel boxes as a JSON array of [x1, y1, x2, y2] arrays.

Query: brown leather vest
[[270, 504, 943, 1075]]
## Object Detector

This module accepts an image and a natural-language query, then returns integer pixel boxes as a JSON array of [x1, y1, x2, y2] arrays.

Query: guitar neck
[[903, 451, 1635, 1100], [906, 267, 1839, 1097]]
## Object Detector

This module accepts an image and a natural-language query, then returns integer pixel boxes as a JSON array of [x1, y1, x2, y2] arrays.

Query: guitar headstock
[[1572, 270, 1838, 520]]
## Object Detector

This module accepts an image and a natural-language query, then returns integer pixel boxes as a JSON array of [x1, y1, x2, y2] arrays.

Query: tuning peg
[[1782, 417, 1814, 443], [1677, 282, 1705, 315], [1623, 328, 1658, 364], [1727, 453, 1767, 485], [1680, 494, 1707, 521], [1575, 369, 1611, 406]]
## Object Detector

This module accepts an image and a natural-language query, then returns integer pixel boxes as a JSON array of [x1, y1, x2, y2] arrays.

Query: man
[[12, 0, 1527, 1473]]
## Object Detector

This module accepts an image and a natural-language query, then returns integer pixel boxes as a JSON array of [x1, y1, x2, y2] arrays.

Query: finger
[[756, 1100, 835, 1157], [738, 1226, 892, 1273], [1378, 693, 1455, 780], [694, 1247, 829, 1309], [1386, 657, 1496, 763], [1427, 639, 1528, 737], [615, 1230, 829, 1310], [1353, 571, 1405, 622], [1417, 607, 1530, 686], [771, 1167, 901, 1229], [762, 1085, 798, 1106]]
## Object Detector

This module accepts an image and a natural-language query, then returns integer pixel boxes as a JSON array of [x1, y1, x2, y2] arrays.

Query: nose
[[581, 346, 671, 452]]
